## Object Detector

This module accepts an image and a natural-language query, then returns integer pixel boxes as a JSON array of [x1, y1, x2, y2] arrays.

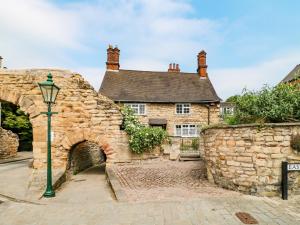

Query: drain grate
[[235, 212, 258, 224]]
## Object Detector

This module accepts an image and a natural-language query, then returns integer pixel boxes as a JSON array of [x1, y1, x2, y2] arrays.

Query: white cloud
[[0, 0, 298, 101], [210, 52, 300, 100], [0, 0, 81, 48], [0, 0, 221, 85]]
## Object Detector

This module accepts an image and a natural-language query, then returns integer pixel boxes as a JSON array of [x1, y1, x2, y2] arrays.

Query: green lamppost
[[38, 73, 60, 198]]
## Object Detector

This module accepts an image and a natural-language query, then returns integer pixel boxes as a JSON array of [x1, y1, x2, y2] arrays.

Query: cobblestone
[[112, 160, 241, 201]]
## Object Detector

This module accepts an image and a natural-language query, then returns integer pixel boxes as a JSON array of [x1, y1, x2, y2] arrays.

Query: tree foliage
[[1, 101, 33, 151], [225, 95, 239, 103], [225, 83, 300, 124], [121, 106, 168, 154]]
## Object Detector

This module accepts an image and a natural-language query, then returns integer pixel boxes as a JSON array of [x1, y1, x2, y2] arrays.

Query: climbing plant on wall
[[121, 106, 168, 154]]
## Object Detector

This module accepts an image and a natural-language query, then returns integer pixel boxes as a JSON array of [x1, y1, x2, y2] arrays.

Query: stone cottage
[[99, 45, 221, 138]]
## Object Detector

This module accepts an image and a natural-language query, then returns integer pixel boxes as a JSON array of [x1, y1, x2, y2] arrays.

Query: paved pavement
[[0, 161, 300, 225], [0, 159, 31, 199], [0, 152, 32, 164]]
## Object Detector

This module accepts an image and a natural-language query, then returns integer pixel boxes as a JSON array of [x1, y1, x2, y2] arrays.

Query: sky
[[0, 0, 299, 100]]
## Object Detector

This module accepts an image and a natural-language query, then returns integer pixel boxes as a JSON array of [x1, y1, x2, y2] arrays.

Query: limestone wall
[[202, 123, 300, 196], [0, 127, 19, 159], [0, 69, 131, 169]]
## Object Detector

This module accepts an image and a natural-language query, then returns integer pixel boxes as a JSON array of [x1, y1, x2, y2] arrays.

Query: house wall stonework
[[120, 103, 220, 135], [0, 127, 19, 159], [202, 123, 300, 196]]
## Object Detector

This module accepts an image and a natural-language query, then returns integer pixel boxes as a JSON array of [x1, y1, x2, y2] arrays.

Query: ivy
[[121, 106, 168, 154]]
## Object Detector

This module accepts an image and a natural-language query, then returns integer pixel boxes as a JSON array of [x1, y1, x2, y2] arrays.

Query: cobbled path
[[112, 160, 241, 201]]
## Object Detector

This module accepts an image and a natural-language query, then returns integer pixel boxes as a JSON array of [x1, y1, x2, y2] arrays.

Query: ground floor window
[[175, 124, 199, 137]]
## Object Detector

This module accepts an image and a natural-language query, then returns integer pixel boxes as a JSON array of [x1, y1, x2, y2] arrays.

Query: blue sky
[[1, 0, 299, 99]]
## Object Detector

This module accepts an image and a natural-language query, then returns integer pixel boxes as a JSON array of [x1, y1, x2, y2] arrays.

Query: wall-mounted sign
[[287, 163, 300, 171], [282, 161, 300, 200]]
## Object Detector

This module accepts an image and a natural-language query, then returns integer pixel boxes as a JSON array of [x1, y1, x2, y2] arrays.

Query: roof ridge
[[119, 69, 197, 75]]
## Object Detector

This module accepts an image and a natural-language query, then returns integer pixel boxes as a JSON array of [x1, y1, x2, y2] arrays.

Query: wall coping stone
[[201, 122, 300, 132]]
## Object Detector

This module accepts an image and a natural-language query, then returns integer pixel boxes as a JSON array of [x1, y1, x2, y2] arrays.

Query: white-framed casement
[[174, 124, 200, 137], [175, 103, 191, 115], [124, 103, 146, 115]]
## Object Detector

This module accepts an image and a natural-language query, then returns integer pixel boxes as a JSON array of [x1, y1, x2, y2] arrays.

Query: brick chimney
[[106, 45, 120, 71], [168, 63, 180, 72], [197, 50, 207, 78]]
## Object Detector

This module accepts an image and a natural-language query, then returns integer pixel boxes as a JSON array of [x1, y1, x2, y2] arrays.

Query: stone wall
[[119, 103, 220, 135], [202, 123, 300, 196], [0, 69, 134, 190], [0, 127, 19, 159]]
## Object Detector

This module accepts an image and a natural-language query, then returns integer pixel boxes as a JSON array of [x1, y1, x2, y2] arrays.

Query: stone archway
[[0, 86, 42, 161], [0, 69, 131, 191], [67, 141, 106, 175]]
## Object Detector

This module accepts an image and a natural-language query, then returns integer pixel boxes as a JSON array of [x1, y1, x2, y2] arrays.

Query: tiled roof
[[99, 69, 220, 103], [281, 64, 300, 83]]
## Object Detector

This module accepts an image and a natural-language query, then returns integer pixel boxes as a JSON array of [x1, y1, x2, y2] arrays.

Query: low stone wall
[[202, 123, 300, 196], [0, 127, 19, 159]]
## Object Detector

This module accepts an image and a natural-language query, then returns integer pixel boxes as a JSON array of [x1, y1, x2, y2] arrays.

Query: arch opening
[[67, 141, 106, 175], [0, 100, 33, 153]]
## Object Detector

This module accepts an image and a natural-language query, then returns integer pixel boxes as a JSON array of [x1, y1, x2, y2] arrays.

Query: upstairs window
[[176, 103, 191, 114], [125, 103, 146, 115]]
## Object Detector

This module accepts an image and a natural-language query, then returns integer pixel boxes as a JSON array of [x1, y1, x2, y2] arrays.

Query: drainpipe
[[205, 104, 210, 125]]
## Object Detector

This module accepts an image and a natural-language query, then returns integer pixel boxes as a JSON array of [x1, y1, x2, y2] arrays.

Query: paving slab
[[0, 160, 299, 225]]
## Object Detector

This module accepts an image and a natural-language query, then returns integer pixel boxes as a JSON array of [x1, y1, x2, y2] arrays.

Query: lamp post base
[[43, 190, 55, 198]]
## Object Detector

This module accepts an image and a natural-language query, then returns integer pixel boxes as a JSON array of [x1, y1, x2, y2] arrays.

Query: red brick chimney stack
[[106, 45, 120, 71], [168, 63, 180, 72], [197, 50, 207, 78]]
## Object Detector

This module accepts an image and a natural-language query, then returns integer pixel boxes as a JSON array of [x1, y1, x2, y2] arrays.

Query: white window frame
[[125, 103, 146, 115], [175, 124, 200, 137], [175, 103, 191, 115]]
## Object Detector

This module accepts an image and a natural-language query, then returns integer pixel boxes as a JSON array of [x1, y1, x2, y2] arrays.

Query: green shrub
[[191, 138, 200, 150], [121, 106, 168, 154], [291, 134, 300, 153], [1, 101, 33, 151], [226, 83, 300, 124]]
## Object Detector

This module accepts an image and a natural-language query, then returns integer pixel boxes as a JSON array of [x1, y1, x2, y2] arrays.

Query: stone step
[[179, 157, 202, 161], [179, 152, 201, 158]]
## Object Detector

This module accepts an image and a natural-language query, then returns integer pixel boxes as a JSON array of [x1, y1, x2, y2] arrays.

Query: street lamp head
[[38, 73, 60, 104]]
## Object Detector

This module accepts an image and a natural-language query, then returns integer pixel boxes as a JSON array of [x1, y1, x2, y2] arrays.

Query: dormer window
[[125, 103, 146, 115], [176, 103, 191, 114]]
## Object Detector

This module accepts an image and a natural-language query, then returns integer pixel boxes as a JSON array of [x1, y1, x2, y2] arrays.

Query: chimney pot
[[168, 62, 180, 72]]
